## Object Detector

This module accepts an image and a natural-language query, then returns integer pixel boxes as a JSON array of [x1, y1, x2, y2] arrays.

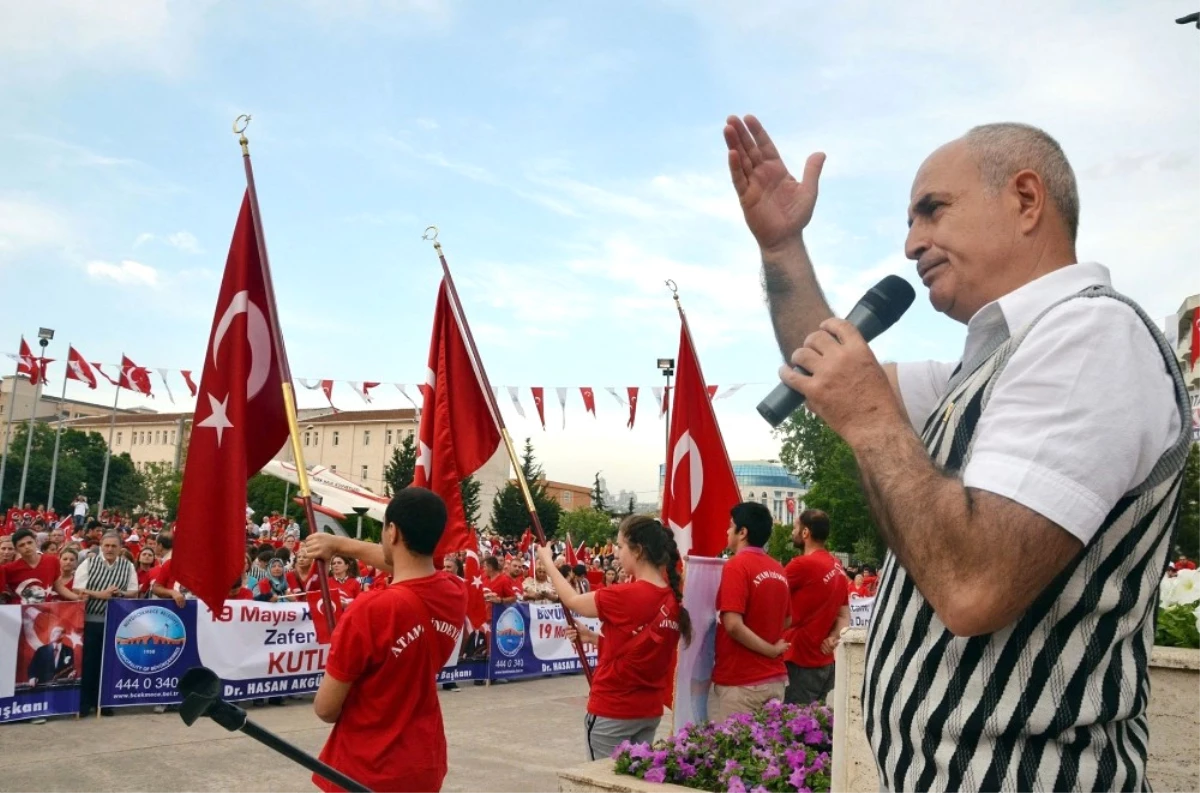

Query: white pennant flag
[[297, 378, 323, 390], [604, 386, 626, 406], [395, 384, 420, 410], [506, 386, 526, 418], [715, 383, 747, 400], [349, 382, 380, 404], [556, 387, 568, 429], [156, 368, 175, 404], [493, 386, 503, 407], [652, 386, 664, 414]]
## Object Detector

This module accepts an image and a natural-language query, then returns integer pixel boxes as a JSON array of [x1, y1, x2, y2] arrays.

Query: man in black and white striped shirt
[[725, 115, 1190, 790], [73, 530, 138, 717]]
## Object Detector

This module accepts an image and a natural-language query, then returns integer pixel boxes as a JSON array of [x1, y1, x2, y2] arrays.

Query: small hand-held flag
[[565, 532, 578, 567], [661, 287, 741, 558]]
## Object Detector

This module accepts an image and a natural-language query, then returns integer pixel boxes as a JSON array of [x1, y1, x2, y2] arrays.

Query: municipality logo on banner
[[495, 607, 526, 658], [114, 606, 187, 675]]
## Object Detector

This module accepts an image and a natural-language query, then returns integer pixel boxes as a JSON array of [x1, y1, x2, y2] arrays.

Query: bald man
[[726, 116, 1188, 791]]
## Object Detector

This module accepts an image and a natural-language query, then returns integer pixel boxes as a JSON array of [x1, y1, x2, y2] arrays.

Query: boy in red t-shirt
[[712, 502, 791, 724], [309, 487, 467, 793], [3, 529, 81, 604], [781, 509, 850, 706]]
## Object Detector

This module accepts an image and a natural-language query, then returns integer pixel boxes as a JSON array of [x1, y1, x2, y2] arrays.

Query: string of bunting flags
[[5, 341, 757, 430]]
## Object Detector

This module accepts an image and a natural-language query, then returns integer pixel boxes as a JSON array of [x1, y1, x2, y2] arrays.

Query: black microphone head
[[859, 275, 916, 327], [178, 666, 221, 726]]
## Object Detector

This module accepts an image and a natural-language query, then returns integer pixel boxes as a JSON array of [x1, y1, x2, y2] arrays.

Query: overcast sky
[[1, 1, 1196, 500]]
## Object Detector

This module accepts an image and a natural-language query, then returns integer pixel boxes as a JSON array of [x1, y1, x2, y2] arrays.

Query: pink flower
[[643, 767, 666, 784], [727, 776, 747, 793]]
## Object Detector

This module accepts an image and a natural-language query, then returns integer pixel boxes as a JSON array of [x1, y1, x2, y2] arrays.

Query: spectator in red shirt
[[781, 509, 850, 705], [482, 556, 517, 610], [536, 515, 690, 761], [135, 548, 159, 597], [329, 554, 362, 608], [1175, 556, 1196, 571], [307, 487, 467, 793], [711, 502, 791, 723], [0, 535, 14, 565], [3, 529, 80, 604]]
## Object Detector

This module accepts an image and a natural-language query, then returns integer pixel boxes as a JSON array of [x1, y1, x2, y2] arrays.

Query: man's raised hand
[[724, 115, 825, 255]]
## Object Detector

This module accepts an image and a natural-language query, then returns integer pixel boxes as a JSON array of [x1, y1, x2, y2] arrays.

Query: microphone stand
[[177, 666, 371, 793]]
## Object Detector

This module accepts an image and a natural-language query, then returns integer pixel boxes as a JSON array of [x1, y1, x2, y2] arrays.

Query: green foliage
[[460, 474, 482, 528], [384, 433, 417, 496], [141, 461, 184, 519], [1, 422, 143, 513], [489, 438, 561, 539], [851, 536, 882, 568], [1175, 444, 1198, 560], [245, 473, 304, 524], [776, 408, 880, 560], [627, 494, 636, 516], [1155, 603, 1199, 649], [592, 471, 607, 512], [560, 507, 616, 547], [766, 522, 798, 566]]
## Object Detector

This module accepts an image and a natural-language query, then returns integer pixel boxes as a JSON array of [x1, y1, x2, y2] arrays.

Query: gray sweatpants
[[583, 713, 660, 761]]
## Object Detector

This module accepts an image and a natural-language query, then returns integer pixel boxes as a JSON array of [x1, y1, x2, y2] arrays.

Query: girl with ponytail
[[536, 515, 692, 761]]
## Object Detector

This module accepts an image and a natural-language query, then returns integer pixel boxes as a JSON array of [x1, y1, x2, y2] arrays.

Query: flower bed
[[612, 701, 832, 793], [1158, 569, 1200, 649]]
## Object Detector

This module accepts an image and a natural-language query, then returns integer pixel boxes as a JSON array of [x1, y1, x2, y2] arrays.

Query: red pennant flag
[[413, 279, 502, 565], [119, 355, 153, 396], [320, 379, 337, 410], [92, 363, 120, 387], [180, 369, 198, 397], [531, 387, 546, 430], [1190, 308, 1199, 369], [627, 386, 639, 429], [707, 385, 719, 399], [66, 347, 98, 389], [661, 322, 740, 558], [581, 387, 596, 417], [306, 590, 345, 644], [16, 338, 49, 385], [565, 532, 578, 567], [662, 386, 671, 416], [519, 527, 533, 554], [173, 191, 290, 615]]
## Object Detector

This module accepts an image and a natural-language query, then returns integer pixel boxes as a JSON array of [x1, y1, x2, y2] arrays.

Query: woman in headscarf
[[254, 556, 291, 603]]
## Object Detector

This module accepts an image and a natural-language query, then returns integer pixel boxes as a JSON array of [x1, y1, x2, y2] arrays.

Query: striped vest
[[862, 286, 1193, 792]]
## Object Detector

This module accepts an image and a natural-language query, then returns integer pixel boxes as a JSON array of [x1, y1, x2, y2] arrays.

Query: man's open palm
[[725, 115, 825, 253]]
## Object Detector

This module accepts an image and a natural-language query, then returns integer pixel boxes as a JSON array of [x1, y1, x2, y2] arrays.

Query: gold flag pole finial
[[666, 278, 682, 312], [233, 114, 252, 156], [423, 225, 443, 256]]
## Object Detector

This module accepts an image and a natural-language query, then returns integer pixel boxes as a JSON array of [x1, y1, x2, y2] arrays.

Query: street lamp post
[[657, 357, 675, 463], [352, 506, 368, 540]]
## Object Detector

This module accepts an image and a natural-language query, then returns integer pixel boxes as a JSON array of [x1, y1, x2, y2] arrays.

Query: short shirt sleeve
[[961, 298, 1180, 544], [716, 557, 750, 616]]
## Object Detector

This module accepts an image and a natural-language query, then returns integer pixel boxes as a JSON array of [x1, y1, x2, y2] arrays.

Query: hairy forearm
[[762, 237, 834, 359], [849, 420, 1080, 636]]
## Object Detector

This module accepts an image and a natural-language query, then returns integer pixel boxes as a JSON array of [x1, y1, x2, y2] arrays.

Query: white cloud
[[165, 232, 201, 254], [415, 117, 440, 130], [0, 198, 70, 257], [133, 232, 155, 249], [86, 260, 160, 288]]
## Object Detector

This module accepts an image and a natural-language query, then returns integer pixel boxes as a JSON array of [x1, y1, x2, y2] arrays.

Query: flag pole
[[0, 343, 25, 508], [17, 349, 48, 506], [423, 226, 593, 683], [234, 115, 336, 635], [97, 379, 121, 515], [47, 350, 71, 509]]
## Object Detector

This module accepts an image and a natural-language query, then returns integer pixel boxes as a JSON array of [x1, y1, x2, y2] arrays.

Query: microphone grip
[[756, 365, 812, 428]]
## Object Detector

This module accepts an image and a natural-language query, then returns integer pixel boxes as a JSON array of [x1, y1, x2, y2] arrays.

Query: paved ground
[[0, 675, 668, 792]]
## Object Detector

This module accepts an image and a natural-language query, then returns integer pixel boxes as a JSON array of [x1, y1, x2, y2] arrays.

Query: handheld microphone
[[756, 275, 916, 427]]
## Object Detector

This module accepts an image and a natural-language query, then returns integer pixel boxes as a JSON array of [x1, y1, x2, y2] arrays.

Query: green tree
[[1, 423, 143, 514], [767, 522, 799, 565], [384, 433, 417, 496], [591, 472, 607, 512], [627, 494, 636, 516], [245, 472, 305, 524], [560, 507, 617, 547], [460, 474, 482, 528], [776, 407, 880, 560], [1175, 443, 1199, 560], [489, 438, 561, 539], [140, 461, 184, 518]]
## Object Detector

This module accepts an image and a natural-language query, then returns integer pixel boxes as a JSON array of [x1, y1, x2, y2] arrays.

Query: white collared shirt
[[897, 262, 1181, 544]]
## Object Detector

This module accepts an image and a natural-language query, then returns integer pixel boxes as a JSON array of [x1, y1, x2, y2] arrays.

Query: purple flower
[[762, 762, 782, 781], [803, 728, 826, 745], [784, 747, 808, 769], [789, 766, 808, 788], [724, 759, 743, 776], [810, 754, 826, 773], [751, 787, 770, 793], [643, 767, 667, 784], [613, 740, 632, 757], [629, 743, 653, 761], [651, 750, 669, 767], [727, 776, 747, 793], [677, 761, 697, 780]]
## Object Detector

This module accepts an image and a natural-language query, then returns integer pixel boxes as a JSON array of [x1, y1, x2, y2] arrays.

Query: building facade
[[659, 459, 808, 525], [542, 479, 594, 511], [0, 375, 140, 454]]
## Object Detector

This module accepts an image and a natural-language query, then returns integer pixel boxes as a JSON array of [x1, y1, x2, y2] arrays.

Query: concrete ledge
[[558, 760, 692, 792]]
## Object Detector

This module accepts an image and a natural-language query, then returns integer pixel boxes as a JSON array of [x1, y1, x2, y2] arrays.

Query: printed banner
[[0, 602, 84, 723], [671, 557, 725, 728], [849, 595, 876, 629], [100, 599, 327, 707], [435, 620, 488, 685], [488, 602, 599, 681]]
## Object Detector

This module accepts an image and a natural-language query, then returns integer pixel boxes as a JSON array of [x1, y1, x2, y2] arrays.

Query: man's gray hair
[[963, 123, 1079, 242], [101, 530, 123, 543]]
